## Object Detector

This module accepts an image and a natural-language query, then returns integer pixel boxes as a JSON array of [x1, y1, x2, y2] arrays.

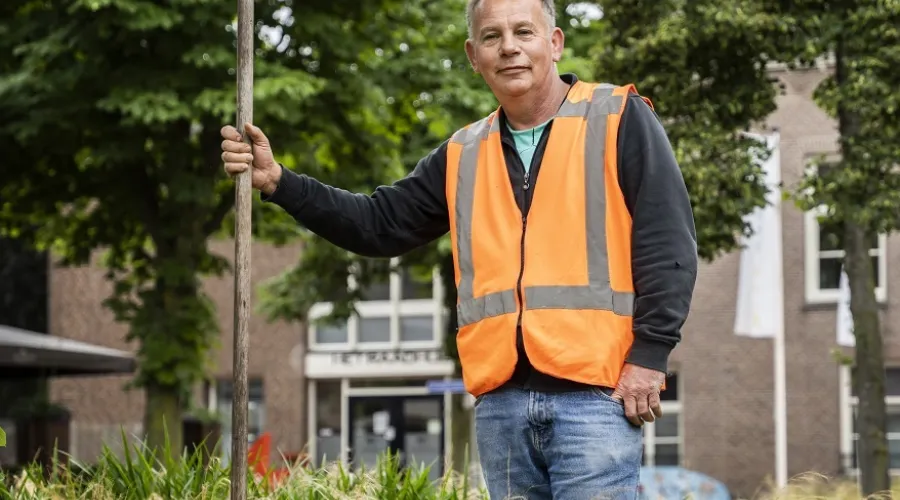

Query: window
[[841, 366, 900, 473], [804, 209, 887, 303], [215, 378, 265, 462], [315, 320, 348, 344], [841, 366, 900, 475], [308, 258, 443, 350], [641, 373, 682, 466], [803, 162, 888, 304]]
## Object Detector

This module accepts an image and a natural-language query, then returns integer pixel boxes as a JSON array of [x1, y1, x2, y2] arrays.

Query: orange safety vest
[[446, 81, 653, 397]]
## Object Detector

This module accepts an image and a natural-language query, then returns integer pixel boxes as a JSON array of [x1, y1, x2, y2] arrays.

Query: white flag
[[734, 133, 784, 339], [836, 268, 855, 347]]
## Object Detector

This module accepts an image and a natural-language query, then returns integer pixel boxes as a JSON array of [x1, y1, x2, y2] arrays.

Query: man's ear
[[550, 27, 565, 62], [465, 39, 479, 73]]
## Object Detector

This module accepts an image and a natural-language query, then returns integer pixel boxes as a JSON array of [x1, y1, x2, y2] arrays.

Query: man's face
[[465, 0, 564, 99]]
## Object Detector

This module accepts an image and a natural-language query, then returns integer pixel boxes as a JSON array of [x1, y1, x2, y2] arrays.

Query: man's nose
[[499, 33, 520, 55]]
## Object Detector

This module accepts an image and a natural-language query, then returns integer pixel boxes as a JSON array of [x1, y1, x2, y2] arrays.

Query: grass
[[746, 473, 898, 500], [0, 431, 486, 500], [1, 433, 898, 499]]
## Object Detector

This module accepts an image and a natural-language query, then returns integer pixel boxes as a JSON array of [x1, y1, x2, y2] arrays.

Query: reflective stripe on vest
[[446, 81, 643, 394]]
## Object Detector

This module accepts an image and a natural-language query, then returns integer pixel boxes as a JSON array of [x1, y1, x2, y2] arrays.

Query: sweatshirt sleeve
[[261, 140, 451, 258], [616, 94, 699, 374]]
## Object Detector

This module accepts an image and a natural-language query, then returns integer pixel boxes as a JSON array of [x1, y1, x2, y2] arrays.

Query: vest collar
[[497, 73, 581, 145]]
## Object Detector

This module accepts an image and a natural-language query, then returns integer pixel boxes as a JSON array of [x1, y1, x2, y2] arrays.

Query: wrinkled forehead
[[467, 0, 551, 35]]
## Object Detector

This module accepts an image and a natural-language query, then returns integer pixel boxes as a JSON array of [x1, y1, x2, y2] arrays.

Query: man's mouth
[[499, 66, 529, 73]]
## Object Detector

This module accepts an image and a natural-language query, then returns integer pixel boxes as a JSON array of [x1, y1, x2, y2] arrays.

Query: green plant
[[0, 428, 486, 499]]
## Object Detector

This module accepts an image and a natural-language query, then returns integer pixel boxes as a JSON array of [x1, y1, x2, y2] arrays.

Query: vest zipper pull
[[523, 171, 530, 190]]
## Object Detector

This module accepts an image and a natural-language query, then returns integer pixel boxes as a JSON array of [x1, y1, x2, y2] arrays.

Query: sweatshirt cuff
[[260, 164, 306, 213], [625, 338, 674, 374]]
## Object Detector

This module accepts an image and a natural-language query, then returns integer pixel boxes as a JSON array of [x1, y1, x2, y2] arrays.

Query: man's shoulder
[[568, 80, 654, 111], [448, 110, 499, 145]]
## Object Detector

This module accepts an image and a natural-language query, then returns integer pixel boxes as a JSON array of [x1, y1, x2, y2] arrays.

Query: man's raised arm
[[221, 123, 451, 258]]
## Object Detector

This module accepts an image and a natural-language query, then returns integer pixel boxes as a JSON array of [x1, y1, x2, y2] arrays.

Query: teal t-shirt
[[506, 118, 551, 174]]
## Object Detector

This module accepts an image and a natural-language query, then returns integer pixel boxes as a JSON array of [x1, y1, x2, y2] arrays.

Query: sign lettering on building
[[304, 348, 455, 379], [330, 349, 448, 365]]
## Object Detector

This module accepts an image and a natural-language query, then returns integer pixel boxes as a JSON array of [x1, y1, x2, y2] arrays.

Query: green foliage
[[1, 0, 292, 413], [0, 426, 5, 448], [783, 2, 900, 234], [583, 0, 788, 261], [0, 431, 484, 499]]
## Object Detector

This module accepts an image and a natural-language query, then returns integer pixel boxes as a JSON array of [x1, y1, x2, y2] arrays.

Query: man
[[221, 0, 697, 497]]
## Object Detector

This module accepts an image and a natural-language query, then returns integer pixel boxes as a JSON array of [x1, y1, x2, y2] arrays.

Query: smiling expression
[[465, 0, 565, 99]]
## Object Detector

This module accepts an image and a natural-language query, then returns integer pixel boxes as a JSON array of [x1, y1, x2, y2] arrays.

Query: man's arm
[[262, 141, 451, 258], [617, 94, 699, 374]]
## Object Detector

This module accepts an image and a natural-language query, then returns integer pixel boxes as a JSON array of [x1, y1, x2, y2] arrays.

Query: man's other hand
[[611, 363, 666, 427], [221, 123, 281, 195]]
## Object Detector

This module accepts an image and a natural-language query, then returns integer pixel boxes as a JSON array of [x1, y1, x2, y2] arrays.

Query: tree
[[0, 0, 487, 457], [779, 1, 900, 494]]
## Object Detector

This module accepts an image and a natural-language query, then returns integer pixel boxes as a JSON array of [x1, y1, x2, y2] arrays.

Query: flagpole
[[770, 132, 787, 489], [774, 302, 788, 489], [734, 130, 788, 490]]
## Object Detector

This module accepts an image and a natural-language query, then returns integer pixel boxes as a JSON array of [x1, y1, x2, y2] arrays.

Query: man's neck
[[500, 75, 571, 130]]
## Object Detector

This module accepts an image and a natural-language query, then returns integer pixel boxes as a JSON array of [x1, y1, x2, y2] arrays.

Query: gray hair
[[465, 0, 557, 39]]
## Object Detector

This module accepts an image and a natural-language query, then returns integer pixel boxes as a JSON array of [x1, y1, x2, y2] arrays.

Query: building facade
[[23, 66, 899, 496]]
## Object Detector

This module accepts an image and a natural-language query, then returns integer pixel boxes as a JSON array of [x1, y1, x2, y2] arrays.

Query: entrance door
[[348, 395, 444, 481]]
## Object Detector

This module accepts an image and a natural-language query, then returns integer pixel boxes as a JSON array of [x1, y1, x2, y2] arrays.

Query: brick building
[[2, 65, 896, 496]]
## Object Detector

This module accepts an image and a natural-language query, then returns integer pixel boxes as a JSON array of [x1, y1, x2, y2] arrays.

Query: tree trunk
[[833, 35, 891, 495], [845, 222, 890, 495], [450, 395, 473, 474], [145, 383, 183, 460]]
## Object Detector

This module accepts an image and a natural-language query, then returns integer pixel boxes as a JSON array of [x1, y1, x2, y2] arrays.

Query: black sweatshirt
[[263, 74, 698, 391]]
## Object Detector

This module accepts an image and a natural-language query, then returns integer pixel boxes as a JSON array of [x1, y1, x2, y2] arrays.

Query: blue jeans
[[474, 386, 643, 500]]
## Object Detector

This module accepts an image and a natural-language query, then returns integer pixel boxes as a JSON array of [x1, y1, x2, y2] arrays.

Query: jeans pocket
[[591, 386, 625, 406]]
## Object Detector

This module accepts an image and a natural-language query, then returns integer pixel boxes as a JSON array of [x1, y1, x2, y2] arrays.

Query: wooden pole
[[231, 0, 254, 497]]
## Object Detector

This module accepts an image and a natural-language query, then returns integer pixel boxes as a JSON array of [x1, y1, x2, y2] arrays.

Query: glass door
[[347, 395, 445, 480], [401, 397, 444, 482], [348, 397, 401, 472]]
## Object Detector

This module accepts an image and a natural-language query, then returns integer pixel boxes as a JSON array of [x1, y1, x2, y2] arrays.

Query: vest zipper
[[515, 171, 530, 329]]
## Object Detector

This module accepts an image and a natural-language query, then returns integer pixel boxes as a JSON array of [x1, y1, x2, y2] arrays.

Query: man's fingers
[[222, 152, 253, 164], [637, 395, 654, 423], [243, 122, 266, 142], [221, 139, 251, 154], [623, 396, 642, 427], [610, 389, 625, 403], [220, 125, 242, 141], [649, 392, 663, 420], [224, 162, 249, 176]]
